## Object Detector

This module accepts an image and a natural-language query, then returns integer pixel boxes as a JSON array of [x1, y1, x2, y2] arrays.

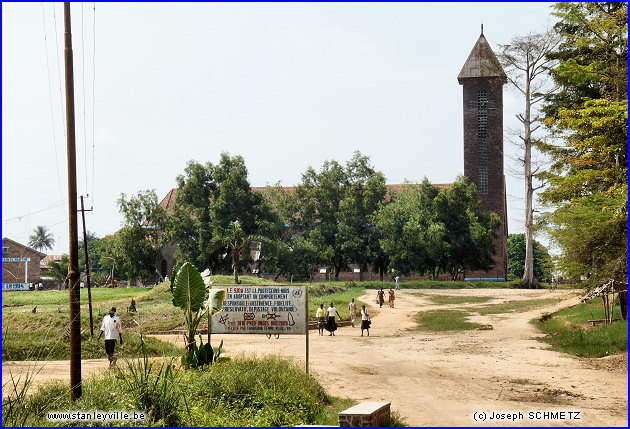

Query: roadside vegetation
[[1, 354, 362, 427], [532, 297, 628, 357]]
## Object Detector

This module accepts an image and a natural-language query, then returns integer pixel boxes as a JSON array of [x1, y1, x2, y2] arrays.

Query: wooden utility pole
[[80, 196, 94, 337], [64, 1, 82, 401]]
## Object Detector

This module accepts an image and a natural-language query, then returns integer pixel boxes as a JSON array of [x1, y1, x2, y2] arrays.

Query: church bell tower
[[458, 28, 508, 280]]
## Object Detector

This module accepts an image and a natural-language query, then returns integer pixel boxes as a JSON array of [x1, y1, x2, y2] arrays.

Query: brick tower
[[458, 29, 508, 280]]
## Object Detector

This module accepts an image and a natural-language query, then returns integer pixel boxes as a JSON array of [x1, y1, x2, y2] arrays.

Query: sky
[[2, 2, 558, 255]]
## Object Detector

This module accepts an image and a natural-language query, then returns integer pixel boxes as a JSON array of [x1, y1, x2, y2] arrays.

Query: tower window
[[477, 91, 489, 194]]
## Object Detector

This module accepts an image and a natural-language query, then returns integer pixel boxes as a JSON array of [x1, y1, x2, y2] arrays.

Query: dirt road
[[3, 289, 627, 426]]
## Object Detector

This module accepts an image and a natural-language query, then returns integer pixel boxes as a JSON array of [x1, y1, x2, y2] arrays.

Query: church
[[159, 31, 509, 282]]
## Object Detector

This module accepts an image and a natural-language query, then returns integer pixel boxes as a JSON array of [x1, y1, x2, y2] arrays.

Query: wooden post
[[305, 284, 309, 375], [80, 196, 94, 337], [64, 1, 82, 401]]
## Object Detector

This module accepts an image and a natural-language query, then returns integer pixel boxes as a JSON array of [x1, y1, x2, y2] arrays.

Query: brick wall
[[2, 238, 44, 284]]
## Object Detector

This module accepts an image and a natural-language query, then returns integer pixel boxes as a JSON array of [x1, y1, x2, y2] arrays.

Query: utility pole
[[64, 2, 82, 401], [80, 196, 94, 338]]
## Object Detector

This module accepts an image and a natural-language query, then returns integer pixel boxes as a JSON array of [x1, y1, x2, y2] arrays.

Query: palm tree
[[28, 225, 55, 252], [210, 220, 264, 284], [47, 255, 69, 289]]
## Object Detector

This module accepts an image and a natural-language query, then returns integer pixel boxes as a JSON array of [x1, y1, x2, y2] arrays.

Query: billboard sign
[[210, 285, 307, 335]]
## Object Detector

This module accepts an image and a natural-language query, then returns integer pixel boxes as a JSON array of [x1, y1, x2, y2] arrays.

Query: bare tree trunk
[[232, 247, 240, 284], [521, 77, 536, 289]]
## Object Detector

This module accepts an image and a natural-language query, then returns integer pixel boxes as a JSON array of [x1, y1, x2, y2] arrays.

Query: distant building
[[458, 29, 508, 281], [157, 30, 509, 282], [2, 237, 47, 291]]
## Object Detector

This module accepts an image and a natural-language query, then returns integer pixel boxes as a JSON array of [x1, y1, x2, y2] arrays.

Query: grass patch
[[476, 298, 562, 315], [3, 355, 340, 427], [414, 309, 492, 331], [532, 297, 628, 357], [424, 295, 494, 305]]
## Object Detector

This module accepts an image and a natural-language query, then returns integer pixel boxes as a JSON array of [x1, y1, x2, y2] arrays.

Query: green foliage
[[181, 336, 224, 368], [28, 225, 55, 252], [45, 255, 69, 289], [170, 262, 225, 365], [267, 235, 318, 282], [507, 233, 554, 282], [115, 189, 167, 282], [376, 177, 500, 280], [166, 154, 280, 274], [288, 152, 387, 280], [540, 2, 628, 284], [532, 297, 628, 357], [118, 336, 187, 426]]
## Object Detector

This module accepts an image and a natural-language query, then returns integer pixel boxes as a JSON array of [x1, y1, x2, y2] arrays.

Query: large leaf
[[207, 289, 226, 316], [172, 262, 207, 312]]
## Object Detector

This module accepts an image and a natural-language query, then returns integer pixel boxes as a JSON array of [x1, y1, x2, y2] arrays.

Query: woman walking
[[377, 287, 385, 308], [388, 287, 395, 308], [348, 298, 357, 327], [360, 305, 370, 336], [316, 303, 326, 336], [325, 301, 341, 336]]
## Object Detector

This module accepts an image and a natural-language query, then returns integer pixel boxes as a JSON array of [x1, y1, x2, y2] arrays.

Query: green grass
[[421, 295, 494, 305], [414, 310, 492, 331], [532, 297, 628, 357], [2, 287, 154, 308], [3, 355, 349, 427], [476, 298, 562, 315]]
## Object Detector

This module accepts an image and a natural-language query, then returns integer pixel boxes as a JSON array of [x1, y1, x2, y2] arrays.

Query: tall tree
[[28, 225, 55, 252], [116, 189, 167, 282], [167, 153, 279, 274], [539, 2, 627, 282], [291, 152, 387, 280], [498, 29, 561, 288], [375, 178, 498, 280]]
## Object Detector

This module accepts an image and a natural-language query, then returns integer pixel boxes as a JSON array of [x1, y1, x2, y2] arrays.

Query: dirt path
[[3, 289, 627, 426]]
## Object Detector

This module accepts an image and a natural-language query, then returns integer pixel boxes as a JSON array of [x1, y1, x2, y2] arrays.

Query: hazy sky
[[2, 2, 557, 255]]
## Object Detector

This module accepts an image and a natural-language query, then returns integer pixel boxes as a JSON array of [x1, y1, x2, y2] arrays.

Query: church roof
[[457, 33, 506, 83]]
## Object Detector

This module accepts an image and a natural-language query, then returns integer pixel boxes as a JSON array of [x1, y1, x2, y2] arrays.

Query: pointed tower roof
[[457, 33, 506, 83]]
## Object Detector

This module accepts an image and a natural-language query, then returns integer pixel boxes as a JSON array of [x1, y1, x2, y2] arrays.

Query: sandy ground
[[3, 289, 627, 426]]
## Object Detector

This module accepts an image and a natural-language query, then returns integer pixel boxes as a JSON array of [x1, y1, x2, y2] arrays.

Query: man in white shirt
[[97, 306, 123, 366]]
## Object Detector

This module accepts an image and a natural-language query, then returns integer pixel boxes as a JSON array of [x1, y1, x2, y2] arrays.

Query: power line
[[3, 200, 67, 224], [41, 2, 65, 206]]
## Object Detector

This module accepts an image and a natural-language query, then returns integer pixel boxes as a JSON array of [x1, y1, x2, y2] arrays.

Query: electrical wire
[[3, 200, 67, 224]]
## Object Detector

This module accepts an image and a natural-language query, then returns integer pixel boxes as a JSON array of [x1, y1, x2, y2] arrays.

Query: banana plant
[[170, 262, 225, 359]]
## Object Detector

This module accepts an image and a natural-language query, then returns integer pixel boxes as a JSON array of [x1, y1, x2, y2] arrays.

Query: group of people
[[376, 286, 396, 308], [316, 299, 371, 337]]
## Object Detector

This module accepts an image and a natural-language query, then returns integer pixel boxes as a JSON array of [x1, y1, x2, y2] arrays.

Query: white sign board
[[210, 285, 307, 335], [2, 257, 30, 262], [3, 283, 30, 291]]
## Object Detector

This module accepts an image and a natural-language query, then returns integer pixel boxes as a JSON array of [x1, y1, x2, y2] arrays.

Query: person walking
[[316, 303, 326, 336], [325, 302, 342, 336], [348, 298, 357, 327], [97, 306, 123, 366], [360, 305, 370, 336], [388, 287, 396, 308], [377, 287, 385, 308], [395, 275, 400, 290]]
